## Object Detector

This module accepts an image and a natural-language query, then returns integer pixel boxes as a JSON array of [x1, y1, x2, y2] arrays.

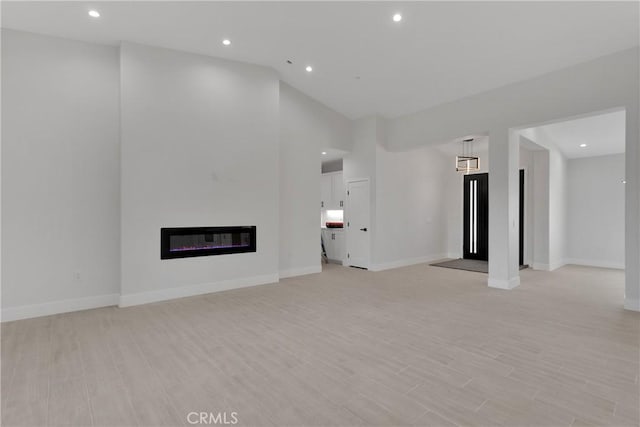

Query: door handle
[[360, 227, 368, 232]]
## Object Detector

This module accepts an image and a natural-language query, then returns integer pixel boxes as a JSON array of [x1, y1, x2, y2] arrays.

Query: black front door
[[463, 173, 489, 260], [463, 171, 525, 264]]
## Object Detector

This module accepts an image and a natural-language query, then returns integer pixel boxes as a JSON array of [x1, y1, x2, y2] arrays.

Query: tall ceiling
[[2, 1, 638, 119], [533, 110, 626, 159], [434, 110, 626, 160]]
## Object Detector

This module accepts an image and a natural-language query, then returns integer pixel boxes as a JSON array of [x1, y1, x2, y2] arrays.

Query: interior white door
[[346, 179, 370, 269]]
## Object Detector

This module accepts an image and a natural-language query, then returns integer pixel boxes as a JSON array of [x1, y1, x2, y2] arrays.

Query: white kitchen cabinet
[[332, 229, 345, 262], [321, 173, 332, 209], [320, 171, 344, 209], [322, 228, 344, 264], [332, 173, 345, 208]]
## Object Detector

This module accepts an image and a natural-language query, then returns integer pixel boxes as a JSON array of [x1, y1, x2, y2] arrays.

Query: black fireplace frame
[[161, 226, 256, 259]]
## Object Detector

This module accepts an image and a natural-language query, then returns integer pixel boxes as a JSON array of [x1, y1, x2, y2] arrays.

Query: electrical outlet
[[73, 271, 81, 281]]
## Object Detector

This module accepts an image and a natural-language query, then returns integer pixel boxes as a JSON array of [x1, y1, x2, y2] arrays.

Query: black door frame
[[463, 170, 525, 264]]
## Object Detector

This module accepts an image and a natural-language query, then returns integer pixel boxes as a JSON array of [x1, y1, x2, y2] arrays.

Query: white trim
[[279, 265, 322, 279], [624, 297, 640, 312], [565, 258, 624, 270], [549, 260, 567, 271], [369, 254, 447, 272], [446, 253, 463, 260], [1, 293, 119, 322], [119, 273, 279, 307], [532, 260, 568, 271], [488, 276, 521, 290]]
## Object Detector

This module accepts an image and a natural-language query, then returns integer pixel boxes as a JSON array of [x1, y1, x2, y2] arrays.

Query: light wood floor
[[2, 264, 639, 426]]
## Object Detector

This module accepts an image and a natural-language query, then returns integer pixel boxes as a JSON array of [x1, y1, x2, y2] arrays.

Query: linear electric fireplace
[[161, 226, 256, 259]]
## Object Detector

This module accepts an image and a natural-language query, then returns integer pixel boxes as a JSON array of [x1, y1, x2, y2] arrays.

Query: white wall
[[278, 82, 351, 278], [443, 167, 463, 259], [531, 150, 551, 270], [343, 117, 379, 269], [386, 48, 639, 152], [1, 30, 121, 320], [567, 154, 625, 269], [119, 42, 280, 306], [344, 117, 450, 271], [373, 145, 448, 270], [548, 147, 568, 270], [344, 117, 378, 183]]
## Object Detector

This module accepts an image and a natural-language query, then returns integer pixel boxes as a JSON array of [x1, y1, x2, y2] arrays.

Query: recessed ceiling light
[[321, 151, 327, 155], [306, 66, 313, 72], [579, 143, 587, 148], [393, 13, 402, 22], [88, 10, 100, 18], [622, 180, 627, 184], [222, 39, 231, 46]]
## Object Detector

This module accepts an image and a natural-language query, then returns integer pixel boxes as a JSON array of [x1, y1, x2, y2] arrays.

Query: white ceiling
[[532, 110, 626, 159], [434, 110, 625, 160], [2, 2, 638, 119]]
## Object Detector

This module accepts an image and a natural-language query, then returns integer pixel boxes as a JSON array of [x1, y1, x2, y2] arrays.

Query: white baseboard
[[488, 276, 521, 290], [279, 265, 322, 279], [548, 260, 567, 271], [119, 273, 279, 307], [532, 263, 550, 271], [369, 254, 447, 272], [565, 258, 624, 270], [532, 261, 569, 271], [446, 253, 462, 260], [624, 297, 640, 312], [1, 293, 119, 322]]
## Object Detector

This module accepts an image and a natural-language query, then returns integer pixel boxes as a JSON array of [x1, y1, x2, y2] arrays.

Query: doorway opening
[[517, 108, 626, 275], [320, 149, 348, 266]]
